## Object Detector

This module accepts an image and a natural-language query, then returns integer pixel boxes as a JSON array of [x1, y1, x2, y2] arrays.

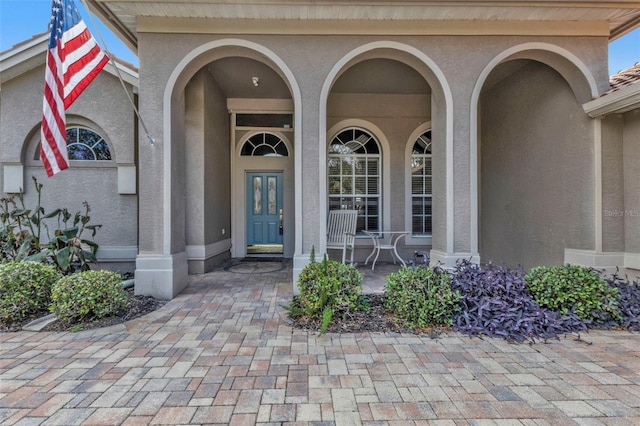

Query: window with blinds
[[328, 128, 381, 233], [411, 130, 432, 236]]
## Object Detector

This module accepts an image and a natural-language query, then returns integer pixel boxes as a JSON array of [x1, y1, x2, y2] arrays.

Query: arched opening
[[160, 41, 299, 275], [321, 46, 450, 263], [476, 51, 596, 269]]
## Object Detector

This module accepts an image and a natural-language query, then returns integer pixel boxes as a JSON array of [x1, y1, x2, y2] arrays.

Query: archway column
[[429, 82, 480, 268], [134, 79, 189, 299]]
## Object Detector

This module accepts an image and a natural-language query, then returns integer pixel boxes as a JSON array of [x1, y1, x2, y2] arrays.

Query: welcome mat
[[224, 259, 286, 274]]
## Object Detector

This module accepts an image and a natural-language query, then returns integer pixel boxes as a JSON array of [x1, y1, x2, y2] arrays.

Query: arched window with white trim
[[240, 132, 289, 157], [410, 130, 432, 236], [328, 127, 381, 233], [65, 127, 112, 161]]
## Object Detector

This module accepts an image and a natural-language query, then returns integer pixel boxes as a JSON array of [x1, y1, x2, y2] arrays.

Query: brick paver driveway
[[1, 260, 639, 425]]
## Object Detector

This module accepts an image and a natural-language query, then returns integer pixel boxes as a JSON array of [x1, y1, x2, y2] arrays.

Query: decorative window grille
[[328, 128, 381, 233], [411, 130, 432, 236], [241, 133, 289, 157], [66, 127, 111, 161]]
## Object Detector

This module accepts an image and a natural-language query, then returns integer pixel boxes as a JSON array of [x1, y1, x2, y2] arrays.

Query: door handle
[[279, 209, 283, 235]]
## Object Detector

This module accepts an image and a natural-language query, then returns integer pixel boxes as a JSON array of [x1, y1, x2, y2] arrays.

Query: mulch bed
[[1, 288, 166, 333], [42, 287, 166, 332], [6, 291, 450, 336], [287, 293, 452, 337]]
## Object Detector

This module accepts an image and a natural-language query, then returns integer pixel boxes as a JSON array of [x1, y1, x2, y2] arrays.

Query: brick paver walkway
[[1, 260, 639, 425]]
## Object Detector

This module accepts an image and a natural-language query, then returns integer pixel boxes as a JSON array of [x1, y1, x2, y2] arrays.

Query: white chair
[[326, 209, 358, 264]]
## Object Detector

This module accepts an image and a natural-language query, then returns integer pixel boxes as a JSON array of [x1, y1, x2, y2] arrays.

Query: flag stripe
[[40, 0, 108, 177], [64, 50, 109, 108], [42, 48, 68, 175]]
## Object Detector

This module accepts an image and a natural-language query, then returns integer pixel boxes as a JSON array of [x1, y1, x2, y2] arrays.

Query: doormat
[[224, 259, 286, 274]]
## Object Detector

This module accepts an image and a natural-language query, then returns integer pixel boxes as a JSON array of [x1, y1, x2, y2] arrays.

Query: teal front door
[[246, 172, 283, 252]]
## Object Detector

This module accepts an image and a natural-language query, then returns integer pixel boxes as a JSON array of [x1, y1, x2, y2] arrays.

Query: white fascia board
[[103, 60, 139, 87], [0, 34, 48, 63], [0, 35, 48, 83], [1, 34, 137, 88], [583, 83, 640, 117]]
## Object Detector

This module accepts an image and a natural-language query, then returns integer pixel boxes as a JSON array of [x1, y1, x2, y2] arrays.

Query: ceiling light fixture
[[252, 76, 259, 87]]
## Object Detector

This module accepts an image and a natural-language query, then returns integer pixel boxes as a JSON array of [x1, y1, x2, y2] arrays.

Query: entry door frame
[[246, 171, 284, 248]]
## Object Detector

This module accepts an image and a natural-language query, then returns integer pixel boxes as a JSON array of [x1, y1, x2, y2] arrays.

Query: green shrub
[[296, 254, 364, 333], [525, 265, 620, 324], [50, 270, 127, 324], [0, 261, 62, 326], [385, 266, 460, 329]]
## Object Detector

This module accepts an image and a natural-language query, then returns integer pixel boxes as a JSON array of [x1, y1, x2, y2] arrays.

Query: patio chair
[[326, 209, 358, 264]]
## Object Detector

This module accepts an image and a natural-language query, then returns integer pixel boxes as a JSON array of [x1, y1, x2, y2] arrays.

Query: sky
[[1, 0, 639, 75]]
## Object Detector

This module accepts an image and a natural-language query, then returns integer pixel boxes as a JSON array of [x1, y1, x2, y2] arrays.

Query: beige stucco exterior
[[0, 51, 138, 272], [2, 2, 639, 298]]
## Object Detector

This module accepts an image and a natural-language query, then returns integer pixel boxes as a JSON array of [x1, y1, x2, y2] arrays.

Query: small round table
[[362, 231, 409, 270]]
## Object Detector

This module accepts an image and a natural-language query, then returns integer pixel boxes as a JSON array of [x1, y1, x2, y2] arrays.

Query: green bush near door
[[385, 265, 460, 329]]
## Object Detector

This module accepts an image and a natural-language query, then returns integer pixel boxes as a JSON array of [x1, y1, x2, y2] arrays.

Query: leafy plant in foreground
[[385, 265, 460, 329], [0, 261, 62, 327], [0, 177, 101, 273], [525, 265, 621, 325], [50, 270, 127, 326], [452, 260, 586, 343], [292, 250, 364, 333]]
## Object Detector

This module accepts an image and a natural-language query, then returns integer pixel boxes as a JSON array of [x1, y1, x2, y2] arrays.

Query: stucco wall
[[136, 31, 607, 266], [601, 115, 625, 252], [0, 62, 137, 270], [480, 61, 594, 269], [185, 70, 208, 246], [623, 109, 640, 255], [203, 71, 231, 248], [184, 68, 231, 272]]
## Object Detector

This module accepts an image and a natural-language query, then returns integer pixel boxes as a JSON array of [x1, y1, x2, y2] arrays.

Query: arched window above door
[[240, 133, 289, 157]]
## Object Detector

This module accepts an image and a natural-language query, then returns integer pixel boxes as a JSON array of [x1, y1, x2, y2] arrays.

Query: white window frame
[[65, 126, 113, 162], [405, 122, 433, 246], [328, 127, 382, 235], [240, 132, 289, 157], [28, 121, 116, 168]]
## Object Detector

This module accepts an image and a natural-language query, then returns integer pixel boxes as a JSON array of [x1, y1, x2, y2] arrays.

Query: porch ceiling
[[89, 1, 640, 53], [204, 57, 428, 98], [206, 57, 292, 99]]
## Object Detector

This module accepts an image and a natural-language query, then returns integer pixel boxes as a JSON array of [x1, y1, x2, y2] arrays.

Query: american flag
[[41, 0, 109, 176]]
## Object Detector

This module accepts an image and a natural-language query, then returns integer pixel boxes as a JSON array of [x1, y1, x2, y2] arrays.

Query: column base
[[135, 252, 188, 300], [429, 250, 480, 269]]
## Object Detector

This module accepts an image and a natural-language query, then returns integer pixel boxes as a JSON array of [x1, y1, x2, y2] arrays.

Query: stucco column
[[429, 65, 480, 268], [134, 34, 188, 300]]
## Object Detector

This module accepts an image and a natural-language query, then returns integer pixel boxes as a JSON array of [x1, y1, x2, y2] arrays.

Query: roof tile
[[605, 62, 640, 95]]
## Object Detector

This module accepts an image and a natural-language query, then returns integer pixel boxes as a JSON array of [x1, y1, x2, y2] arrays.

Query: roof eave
[[86, 0, 138, 54], [583, 83, 640, 117], [0, 35, 138, 87]]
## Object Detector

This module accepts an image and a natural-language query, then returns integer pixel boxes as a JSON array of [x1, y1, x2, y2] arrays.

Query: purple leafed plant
[[451, 260, 587, 343], [603, 271, 640, 332]]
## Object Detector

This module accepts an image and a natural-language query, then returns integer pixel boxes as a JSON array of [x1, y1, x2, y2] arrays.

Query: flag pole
[[77, 0, 156, 145]]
